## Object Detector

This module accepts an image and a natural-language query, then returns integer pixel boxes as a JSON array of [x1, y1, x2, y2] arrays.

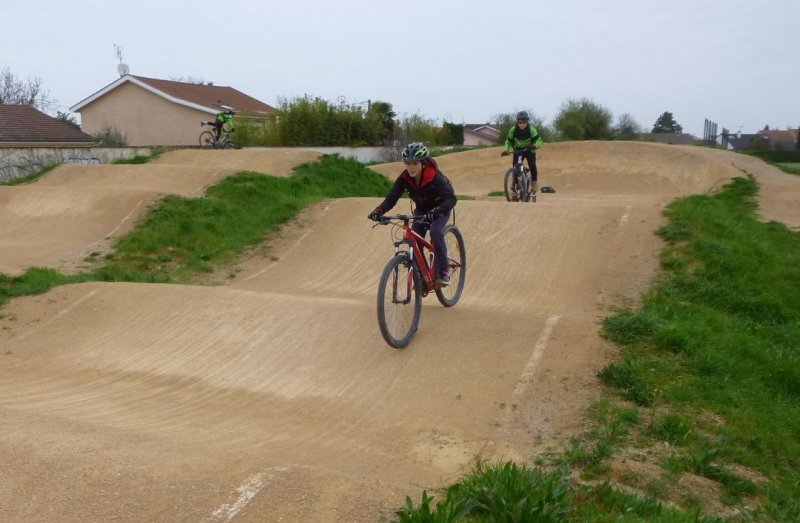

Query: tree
[[169, 76, 213, 85], [613, 113, 642, 140], [0, 67, 56, 111], [365, 101, 396, 145], [651, 111, 683, 134], [437, 121, 464, 146], [56, 111, 79, 129], [553, 98, 613, 140]]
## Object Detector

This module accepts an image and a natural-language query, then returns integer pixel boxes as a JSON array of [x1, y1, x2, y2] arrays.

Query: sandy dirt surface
[[1, 143, 798, 522]]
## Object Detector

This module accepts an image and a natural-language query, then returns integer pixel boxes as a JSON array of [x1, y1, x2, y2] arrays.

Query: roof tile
[[0, 104, 94, 144], [131, 76, 276, 116]]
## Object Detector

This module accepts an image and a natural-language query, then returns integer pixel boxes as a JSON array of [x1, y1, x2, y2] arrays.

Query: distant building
[[756, 127, 798, 150], [724, 132, 759, 150], [0, 104, 94, 147], [70, 75, 277, 146], [464, 124, 501, 146], [723, 127, 798, 151]]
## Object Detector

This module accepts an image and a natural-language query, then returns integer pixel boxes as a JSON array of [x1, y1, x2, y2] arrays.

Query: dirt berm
[[0, 143, 797, 521]]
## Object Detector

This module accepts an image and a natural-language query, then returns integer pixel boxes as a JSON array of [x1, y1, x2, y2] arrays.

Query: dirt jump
[[1, 143, 798, 521]]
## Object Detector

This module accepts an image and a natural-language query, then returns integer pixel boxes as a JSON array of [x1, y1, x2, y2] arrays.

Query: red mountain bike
[[372, 213, 466, 348]]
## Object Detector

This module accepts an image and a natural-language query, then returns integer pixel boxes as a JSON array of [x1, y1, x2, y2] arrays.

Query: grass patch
[[112, 148, 165, 164], [102, 154, 391, 281], [0, 163, 59, 185], [594, 175, 800, 518], [775, 163, 800, 175]]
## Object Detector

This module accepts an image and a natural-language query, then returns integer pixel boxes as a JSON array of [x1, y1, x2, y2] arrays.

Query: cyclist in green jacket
[[203, 108, 235, 140], [502, 111, 543, 190]]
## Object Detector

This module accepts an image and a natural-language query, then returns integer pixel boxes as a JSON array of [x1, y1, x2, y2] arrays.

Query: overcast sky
[[5, 0, 799, 138]]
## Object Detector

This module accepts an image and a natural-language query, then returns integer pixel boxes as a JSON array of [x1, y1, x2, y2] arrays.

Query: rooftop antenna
[[114, 44, 130, 76]]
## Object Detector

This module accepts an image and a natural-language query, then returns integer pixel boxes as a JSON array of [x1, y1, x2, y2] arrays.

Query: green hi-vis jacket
[[504, 124, 543, 152], [216, 112, 235, 130]]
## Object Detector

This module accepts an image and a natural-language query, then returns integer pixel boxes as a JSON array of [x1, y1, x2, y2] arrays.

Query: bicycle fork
[[392, 240, 433, 301], [390, 241, 415, 305]]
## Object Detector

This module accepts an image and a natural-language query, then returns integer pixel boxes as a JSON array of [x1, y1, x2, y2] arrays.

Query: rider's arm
[[375, 176, 407, 214], [430, 172, 457, 214], [530, 126, 543, 149], [504, 127, 514, 152]]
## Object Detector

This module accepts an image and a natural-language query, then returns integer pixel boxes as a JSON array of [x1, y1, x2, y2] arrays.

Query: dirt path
[[1, 143, 797, 521]]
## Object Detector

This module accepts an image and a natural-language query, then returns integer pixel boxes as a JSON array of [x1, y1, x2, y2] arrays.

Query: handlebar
[[502, 146, 535, 157], [371, 213, 427, 225]]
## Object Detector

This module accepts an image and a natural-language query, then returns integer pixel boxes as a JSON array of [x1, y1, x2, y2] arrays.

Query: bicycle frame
[[512, 149, 529, 177], [391, 216, 439, 294]]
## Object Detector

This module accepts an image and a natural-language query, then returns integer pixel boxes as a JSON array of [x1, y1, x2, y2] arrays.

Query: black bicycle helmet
[[516, 111, 529, 121], [401, 142, 430, 161]]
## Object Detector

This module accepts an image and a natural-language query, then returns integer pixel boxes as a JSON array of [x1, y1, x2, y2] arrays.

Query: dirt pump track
[[1, 143, 798, 521]]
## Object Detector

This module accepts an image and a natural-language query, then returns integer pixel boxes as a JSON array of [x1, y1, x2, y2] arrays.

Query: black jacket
[[376, 158, 457, 215]]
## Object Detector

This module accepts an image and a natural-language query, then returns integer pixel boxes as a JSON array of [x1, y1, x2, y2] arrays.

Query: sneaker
[[435, 275, 450, 287]]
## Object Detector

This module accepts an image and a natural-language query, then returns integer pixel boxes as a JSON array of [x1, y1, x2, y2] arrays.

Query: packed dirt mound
[[1, 143, 797, 521], [0, 149, 320, 275]]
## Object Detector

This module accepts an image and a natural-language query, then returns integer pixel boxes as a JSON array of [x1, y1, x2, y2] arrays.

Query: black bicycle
[[502, 148, 537, 203], [199, 123, 236, 149]]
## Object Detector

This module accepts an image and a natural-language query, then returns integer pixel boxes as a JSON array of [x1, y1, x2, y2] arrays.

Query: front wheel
[[435, 225, 466, 307], [199, 131, 215, 149], [518, 172, 531, 202], [503, 168, 517, 202], [377, 255, 421, 348]]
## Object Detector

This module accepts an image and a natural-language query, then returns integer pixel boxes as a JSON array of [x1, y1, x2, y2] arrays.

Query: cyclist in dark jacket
[[502, 111, 543, 190], [368, 142, 457, 286]]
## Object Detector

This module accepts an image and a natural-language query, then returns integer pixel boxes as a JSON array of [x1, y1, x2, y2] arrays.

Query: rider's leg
[[429, 212, 451, 280], [524, 150, 538, 182]]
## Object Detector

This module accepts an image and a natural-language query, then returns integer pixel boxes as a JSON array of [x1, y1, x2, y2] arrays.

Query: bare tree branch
[[0, 67, 56, 111]]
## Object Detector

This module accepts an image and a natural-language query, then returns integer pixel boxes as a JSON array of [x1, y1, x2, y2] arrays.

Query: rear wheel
[[435, 225, 466, 307], [377, 255, 421, 348], [199, 131, 215, 149]]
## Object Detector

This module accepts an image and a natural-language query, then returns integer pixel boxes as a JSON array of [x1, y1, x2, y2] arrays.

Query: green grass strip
[[600, 176, 800, 519]]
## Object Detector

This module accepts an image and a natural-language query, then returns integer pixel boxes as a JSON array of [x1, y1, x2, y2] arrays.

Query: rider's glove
[[368, 208, 384, 221], [423, 210, 440, 223], [501, 151, 510, 156]]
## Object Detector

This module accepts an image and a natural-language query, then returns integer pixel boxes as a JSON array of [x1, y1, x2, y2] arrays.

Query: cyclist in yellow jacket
[[502, 111, 543, 190]]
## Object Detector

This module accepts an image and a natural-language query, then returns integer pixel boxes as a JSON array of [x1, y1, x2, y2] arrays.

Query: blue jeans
[[413, 210, 450, 278]]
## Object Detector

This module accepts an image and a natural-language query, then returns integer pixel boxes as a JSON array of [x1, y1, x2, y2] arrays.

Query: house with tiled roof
[[757, 127, 798, 150], [0, 104, 94, 147], [723, 132, 760, 150], [70, 75, 277, 146], [464, 124, 501, 146]]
